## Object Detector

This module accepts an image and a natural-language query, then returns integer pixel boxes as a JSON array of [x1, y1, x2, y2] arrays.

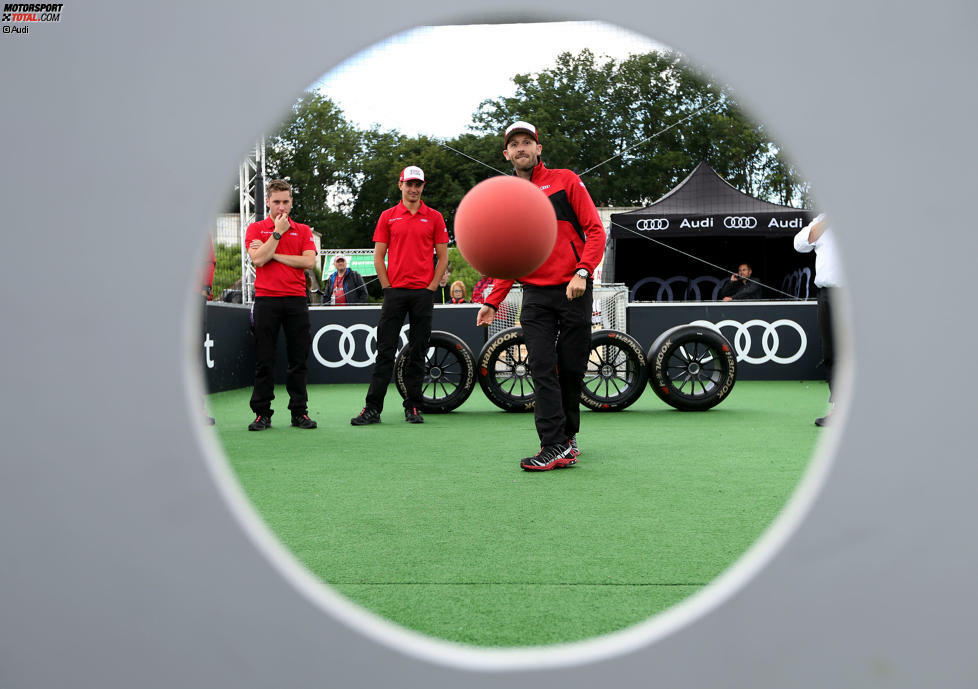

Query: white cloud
[[310, 21, 667, 139]]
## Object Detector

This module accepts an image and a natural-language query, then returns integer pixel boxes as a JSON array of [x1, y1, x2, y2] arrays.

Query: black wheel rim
[[664, 340, 725, 399], [490, 344, 535, 402], [583, 342, 641, 403], [421, 344, 465, 404]]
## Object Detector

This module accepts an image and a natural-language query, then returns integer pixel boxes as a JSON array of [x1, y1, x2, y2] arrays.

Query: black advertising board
[[627, 301, 821, 381], [202, 303, 485, 391], [202, 300, 822, 392]]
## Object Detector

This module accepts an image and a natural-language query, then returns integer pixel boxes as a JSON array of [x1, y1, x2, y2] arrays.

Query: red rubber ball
[[454, 176, 557, 280]]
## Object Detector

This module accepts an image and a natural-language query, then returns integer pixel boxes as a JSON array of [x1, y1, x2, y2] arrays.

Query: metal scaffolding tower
[[238, 139, 265, 303]]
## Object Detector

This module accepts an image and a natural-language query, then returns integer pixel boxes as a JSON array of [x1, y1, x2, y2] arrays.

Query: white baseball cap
[[504, 121, 539, 144], [399, 165, 425, 182], [333, 254, 348, 264]]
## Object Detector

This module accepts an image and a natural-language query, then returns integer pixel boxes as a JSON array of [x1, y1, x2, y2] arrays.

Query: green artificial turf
[[209, 380, 827, 647]]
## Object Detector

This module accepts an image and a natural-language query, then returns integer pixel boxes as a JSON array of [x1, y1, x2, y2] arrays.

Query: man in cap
[[351, 165, 449, 425], [323, 253, 368, 305], [476, 122, 606, 471]]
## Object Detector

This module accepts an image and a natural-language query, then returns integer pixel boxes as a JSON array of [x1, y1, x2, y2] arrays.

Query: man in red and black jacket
[[245, 179, 319, 431], [476, 121, 606, 471]]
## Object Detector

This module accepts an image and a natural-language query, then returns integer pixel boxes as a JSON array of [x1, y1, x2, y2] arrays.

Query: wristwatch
[[272, 231, 282, 240], [575, 268, 590, 280]]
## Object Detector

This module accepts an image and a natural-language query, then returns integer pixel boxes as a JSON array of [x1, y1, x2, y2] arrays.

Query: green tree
[[261, 48, 810, 269], [757, 148, 812, 208], [470, 49, 805, 207], [347, 130, 504, 249], [446, 247, 480, 298], [212, 243, 243, 300], [265, 93, 363, 247]]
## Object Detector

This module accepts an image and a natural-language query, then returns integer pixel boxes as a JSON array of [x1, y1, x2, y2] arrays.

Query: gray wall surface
[[2, 2, 976, 688]]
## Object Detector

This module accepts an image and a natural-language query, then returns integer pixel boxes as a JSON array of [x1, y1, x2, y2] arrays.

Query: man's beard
[[513, 155, 537, 171]]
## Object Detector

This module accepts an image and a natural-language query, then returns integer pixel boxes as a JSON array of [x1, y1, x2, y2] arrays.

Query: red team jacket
[[483, 161, 606, 310]]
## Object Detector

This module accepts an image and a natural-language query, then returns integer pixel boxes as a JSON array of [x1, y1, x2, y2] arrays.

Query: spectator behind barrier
[[449, 280, 468, 303], [718, 263, 763, 301], [323, 254, 368, 305], [433, 268, 452, 304], [471, 273, 493, 303]]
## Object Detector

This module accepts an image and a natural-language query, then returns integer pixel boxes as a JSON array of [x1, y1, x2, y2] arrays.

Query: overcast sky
[[310, 21, 667, 140]]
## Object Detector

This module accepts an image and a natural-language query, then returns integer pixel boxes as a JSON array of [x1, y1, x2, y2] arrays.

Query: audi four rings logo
[[635, 218, 670, 230], [690, 319, 807, 364], [723, 216, 758, 229], [312, 323, 409, 368]]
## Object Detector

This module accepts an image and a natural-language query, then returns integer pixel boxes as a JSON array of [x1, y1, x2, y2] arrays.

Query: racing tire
[[580, 330, 649, 412], [646, 324, 737, 411], [476, 326, 535, 412], [394, 330, 476, 413]]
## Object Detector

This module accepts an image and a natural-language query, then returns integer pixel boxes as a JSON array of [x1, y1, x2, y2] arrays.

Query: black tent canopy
[[610, 162, 812, 238], [607, 162, 817, 301]]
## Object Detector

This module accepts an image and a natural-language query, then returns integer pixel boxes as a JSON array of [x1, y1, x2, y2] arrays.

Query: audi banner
[[202, 301, 822, 392], [202, 303, 485, 391], [608, 163, 814, 238], [610, 212, 813, 238], [627, 301, 821, 381]]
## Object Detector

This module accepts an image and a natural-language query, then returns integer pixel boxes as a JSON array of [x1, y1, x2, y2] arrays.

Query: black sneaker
[[405, 406, 424, 424], [351, 407, 381, 426], [248, 415, 272, 431], [568, 435, 580, 457], [291, 414, 317, 429], [520, 442, 576, 471]]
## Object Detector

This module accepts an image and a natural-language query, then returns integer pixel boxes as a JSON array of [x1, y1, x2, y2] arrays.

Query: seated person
[[719, 263, 763, 301], [323, 254, 368, 304], [471, 273, 493, 304], [432, 268, 452, 304], [449, 280, 468, 303]]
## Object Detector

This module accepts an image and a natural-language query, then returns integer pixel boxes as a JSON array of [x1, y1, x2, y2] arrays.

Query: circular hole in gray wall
[[198, 18, 848, 669]]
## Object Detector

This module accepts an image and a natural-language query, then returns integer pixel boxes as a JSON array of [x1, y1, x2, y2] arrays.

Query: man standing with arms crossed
[[476, 122, 606, 471], [351, 166, 449, 426], [245, 179, 318, 431]]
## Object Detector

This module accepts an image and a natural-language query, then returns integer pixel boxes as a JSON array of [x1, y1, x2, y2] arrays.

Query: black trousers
[[365, 288, 433, 413], [250, 296, 311, 417], [817, 286, 836, 400], [521, 283, 592, 447]]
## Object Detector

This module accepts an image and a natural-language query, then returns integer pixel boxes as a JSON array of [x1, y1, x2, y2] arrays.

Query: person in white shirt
[[794, 213, 842, 426]]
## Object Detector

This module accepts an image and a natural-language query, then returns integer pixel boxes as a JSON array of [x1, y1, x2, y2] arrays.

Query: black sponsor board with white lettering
[[202, 302, 485, 391], [627, 301, 822, 381], [303, 304, 484, 385], [202, 300, 822, 392], [200, 302, 257, 392]]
